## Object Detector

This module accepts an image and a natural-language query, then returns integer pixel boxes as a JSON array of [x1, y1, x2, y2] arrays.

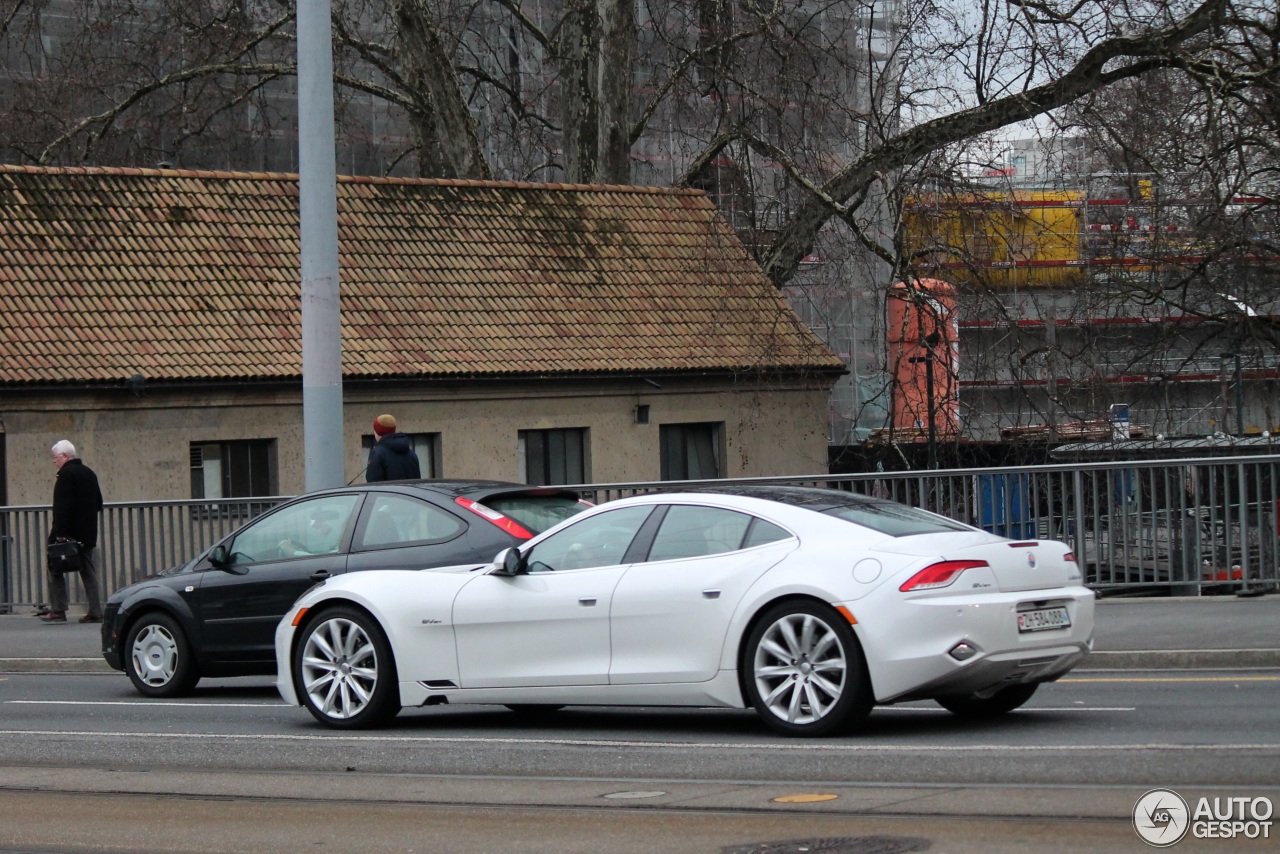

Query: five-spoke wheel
[[742, 600, 872, 737], [294, 606, 400, 729]]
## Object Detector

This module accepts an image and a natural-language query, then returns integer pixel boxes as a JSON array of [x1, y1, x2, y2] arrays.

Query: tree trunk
[[395, 0, 490, 180]]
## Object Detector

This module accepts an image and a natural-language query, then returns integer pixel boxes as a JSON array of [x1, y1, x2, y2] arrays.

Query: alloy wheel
[[752, 612, 848, 726], [300, 616, 380, 720]]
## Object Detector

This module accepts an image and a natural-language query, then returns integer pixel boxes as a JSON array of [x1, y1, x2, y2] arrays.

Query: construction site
[[876, 169, 1280, 449]]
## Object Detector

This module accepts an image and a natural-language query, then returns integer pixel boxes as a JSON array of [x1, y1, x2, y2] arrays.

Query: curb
[[0, 658, 115, 673]]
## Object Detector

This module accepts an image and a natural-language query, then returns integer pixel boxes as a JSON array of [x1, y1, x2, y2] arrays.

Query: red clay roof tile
[[1, 165, 842, 385]]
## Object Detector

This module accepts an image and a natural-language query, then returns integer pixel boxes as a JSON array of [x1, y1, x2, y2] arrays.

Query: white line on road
[[6, 700, 282, 708], [6, 700, 1134, 712], [0, 729, 1273, 752]]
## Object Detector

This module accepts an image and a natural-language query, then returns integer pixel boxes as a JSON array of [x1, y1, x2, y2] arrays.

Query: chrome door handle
[[702, 589, 721, 599]]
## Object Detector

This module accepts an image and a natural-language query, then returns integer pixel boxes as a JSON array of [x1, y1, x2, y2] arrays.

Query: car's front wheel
[[742, 600, 873, 737], [294, 606, 400, 729], [935, 683, 1039, 717], [125, 612, 200, 698]]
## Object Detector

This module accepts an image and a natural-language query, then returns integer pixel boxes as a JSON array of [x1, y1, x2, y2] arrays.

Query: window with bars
[[190, 440, 277, 499], [518, 428, 587, 486]]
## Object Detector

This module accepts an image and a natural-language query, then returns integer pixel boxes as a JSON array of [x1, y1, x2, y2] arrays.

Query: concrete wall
[[1, 375, 835, 506]]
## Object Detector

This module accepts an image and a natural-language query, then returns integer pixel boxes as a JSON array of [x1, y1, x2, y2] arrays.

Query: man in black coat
[[40, 439, 105, 624], [366, 414, 422, 482]]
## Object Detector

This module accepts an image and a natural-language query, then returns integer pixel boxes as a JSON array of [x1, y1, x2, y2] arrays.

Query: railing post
[[1072, 468, 1086, 578]]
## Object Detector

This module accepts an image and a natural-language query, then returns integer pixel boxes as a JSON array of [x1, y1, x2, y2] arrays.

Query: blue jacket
[[367, 433, 422, 482]]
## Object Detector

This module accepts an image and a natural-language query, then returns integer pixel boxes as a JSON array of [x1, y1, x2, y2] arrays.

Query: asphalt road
[[2, 667, 1278, 853]]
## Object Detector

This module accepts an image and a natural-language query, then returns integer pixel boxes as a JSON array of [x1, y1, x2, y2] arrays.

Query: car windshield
[[820, 500, 972, 537], [484, 495, 587, 534]]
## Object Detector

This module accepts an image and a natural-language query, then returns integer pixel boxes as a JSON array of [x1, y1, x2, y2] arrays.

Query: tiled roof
[[0, 165, 842, 385]]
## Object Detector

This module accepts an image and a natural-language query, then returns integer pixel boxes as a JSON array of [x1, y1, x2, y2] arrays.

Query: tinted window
[[524, 506, 653, 572], [230, 494, 361, 563], [485, 495, 587, 535], [821, 501, 972, 536], [356, 494, 464, 550], [647, 506, 753, 561], [742, 518, 792, 548]]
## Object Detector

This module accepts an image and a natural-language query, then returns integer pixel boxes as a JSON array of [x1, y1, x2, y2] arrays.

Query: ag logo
[[1134, 788, 1190, 847]]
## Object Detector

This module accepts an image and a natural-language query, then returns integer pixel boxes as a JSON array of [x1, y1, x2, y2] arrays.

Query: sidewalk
[[1, 595, 1278, 674]]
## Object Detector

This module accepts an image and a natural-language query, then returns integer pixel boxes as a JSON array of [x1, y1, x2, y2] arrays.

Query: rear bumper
[[882, 641, 1091, 703], [853, 585, 1096, 702]]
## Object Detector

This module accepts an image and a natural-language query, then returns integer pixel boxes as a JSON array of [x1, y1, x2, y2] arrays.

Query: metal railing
[[2, 454, 1277, 612], [0, 497, 286, 614]]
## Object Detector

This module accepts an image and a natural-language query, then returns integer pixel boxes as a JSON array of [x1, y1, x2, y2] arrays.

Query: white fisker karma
[[275, 485, 1094, 736]]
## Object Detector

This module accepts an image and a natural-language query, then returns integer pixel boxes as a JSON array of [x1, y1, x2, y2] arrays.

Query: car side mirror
[[209, 543, 250, 575], [491, 547, 526, 577], [209, 544, 231, 567]]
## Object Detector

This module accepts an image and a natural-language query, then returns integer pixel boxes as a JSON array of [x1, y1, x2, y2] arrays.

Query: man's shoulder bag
[[47, 538, 83, 572]]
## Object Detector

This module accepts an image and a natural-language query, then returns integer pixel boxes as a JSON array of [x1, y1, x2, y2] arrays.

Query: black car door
[[194, 493, 363, 664]]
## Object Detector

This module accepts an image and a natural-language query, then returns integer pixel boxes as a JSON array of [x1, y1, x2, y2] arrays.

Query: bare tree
[[4, 0, 1274, 291]]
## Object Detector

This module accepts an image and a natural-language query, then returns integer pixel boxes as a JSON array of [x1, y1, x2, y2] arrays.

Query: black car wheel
[[742, 600, 873, 737], [125, 612, 200, 697], [294, 606, 400, 729], [935, 683, 1039, 717]]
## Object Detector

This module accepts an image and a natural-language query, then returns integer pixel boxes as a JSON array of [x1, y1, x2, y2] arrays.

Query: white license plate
[[1017, 607, 1071, 633]]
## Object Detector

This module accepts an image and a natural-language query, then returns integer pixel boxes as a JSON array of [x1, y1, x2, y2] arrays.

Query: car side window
[[355, 494, 464, 550], [524, 506, 653, 572], [229, 494, 361, 563], [646, 506, 754, 561], [742, 517, 792, 549]]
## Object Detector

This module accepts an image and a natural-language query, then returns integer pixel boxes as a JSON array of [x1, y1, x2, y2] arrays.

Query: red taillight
[[455, 497, 535, 539], [899, 559, 989, 592], [1063, 552, 1077, 564]]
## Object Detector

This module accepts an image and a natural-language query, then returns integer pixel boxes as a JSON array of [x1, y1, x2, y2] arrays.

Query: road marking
[[0, 729, 1275, 752], [6, 700, 1134, 712], [5, 700, 283, 708], [886, 706, 1135, 712], [1063, 676, 1280, 683]]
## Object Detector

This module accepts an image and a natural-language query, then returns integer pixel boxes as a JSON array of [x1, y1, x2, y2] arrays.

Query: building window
[[519, 428, 587, 485], [361, 432, 440, 478], [190, 440, 277, 499], [660, 422, 724, 480]]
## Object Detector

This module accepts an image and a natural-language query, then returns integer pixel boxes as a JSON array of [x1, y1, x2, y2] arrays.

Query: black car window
[[484, 495, 587, 534], [356, 494, 465, 550], [647, 506, 754, 561], [230, 494, 361, 563], [524, 505, 653, 573]]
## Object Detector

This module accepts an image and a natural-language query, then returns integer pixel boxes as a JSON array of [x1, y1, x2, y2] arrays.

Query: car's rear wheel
[[935, 683, 1039, 717], [125, 612, 200, 698], [742, 600, 873, 737], [294, 606, 400, 729]]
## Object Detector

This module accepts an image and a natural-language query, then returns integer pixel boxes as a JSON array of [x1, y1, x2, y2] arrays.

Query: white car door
[[452, 504, 655, 688], [609, 505, 795, 684]]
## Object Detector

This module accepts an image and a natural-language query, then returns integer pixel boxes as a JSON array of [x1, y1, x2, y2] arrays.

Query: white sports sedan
[[275, 485, 1094, 736]]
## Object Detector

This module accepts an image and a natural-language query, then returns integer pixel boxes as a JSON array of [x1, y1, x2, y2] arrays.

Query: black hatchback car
[[102, 480, 588, 697]]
